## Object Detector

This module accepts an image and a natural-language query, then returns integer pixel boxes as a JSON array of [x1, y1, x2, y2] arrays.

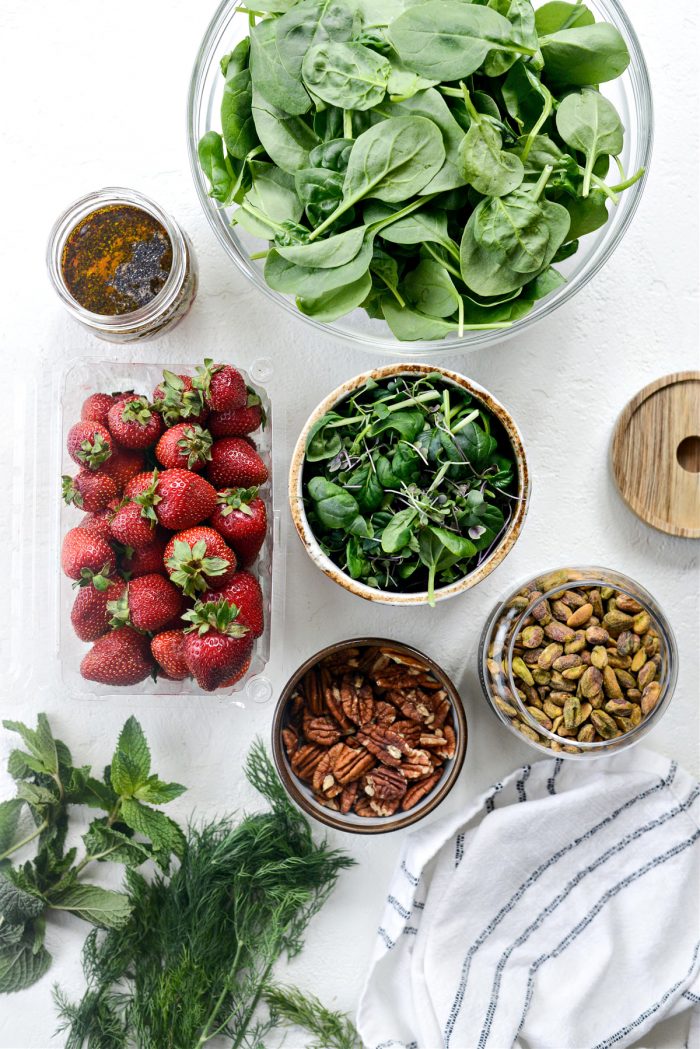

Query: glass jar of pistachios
[[479, 567, 678, 759]]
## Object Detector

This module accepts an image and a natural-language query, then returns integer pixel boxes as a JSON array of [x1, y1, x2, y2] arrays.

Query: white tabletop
[[0, 1, 698, 1046]]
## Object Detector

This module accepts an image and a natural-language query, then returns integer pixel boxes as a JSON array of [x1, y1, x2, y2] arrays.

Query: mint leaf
[[0, 937, 51, 993], [64, 768, 117, 811], [0, 799, 25, 855], [121, 799, 186, 862], [0, 871, 45, 924], [110, 751, 148, 798], [7, 749, 50, 778], [3, 715, 58, 776], [16, 782, 57, 809], [50, 884, 132, 929], [109, 718, 151, 796], [0, 921, 24, 948], [134, 776, 187, 805], [83, 823, 151, 868]]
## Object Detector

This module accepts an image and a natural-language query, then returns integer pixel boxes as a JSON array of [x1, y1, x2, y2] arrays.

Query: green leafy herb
[[0, 716, 184, 994], [303, 372, 518, 603], [55, 741, 358, 1049], [198, 0, 643, 340]]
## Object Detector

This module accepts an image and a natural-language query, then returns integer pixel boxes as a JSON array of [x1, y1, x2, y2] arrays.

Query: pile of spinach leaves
[[302, 372, 518, 603], [199, 0, 644, 341]]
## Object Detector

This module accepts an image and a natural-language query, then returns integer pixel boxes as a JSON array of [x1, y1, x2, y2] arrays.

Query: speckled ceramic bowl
[[289, 363, 530, 605], [272, 637, 468, 834]]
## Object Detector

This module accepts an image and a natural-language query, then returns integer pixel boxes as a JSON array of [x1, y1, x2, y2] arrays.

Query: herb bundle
[[0, 715, 185, 993], [56, 742, 358, 1049], [303, 372, 517, 603], [199, 0, 644, 340]]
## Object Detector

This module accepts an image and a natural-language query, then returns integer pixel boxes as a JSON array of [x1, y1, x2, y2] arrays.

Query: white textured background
[[0, 0, 698, 1046]]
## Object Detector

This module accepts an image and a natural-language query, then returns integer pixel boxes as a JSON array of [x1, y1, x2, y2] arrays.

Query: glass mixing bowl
[[187, 0, 653, 356]]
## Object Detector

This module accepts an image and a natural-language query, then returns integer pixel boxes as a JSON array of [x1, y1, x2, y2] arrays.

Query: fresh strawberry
[[71, 579, 125, 642], [62, 470, 118, 513], [80, 392, 118, 427], [203, 570, 264, 639], [153, 371, 208, 427], [181, 598, 253, 691], [164, 527, 237, 597], [135, 468, 217, 531], [118, 531, 168, 579], [110, 501, 157, 550], [107, 573, 184, 633], [151, 630, 189, 680], [209, 487, 267, 566], [155, 423, 213, 472], [107, 396, 164, 449], [193, 360, 247, 412], [217, 655, 252, 688], [101, 447, 145, 492], [61, 527, 116, 582], [80, 504, 118, 542], [208, 391, 264, 437], [206, 439, 268, 489], [124, 470, 158, 499], [67, 421, 113, 470], [80, 627, 153, 686]]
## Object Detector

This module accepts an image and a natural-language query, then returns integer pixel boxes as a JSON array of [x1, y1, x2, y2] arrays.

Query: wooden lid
[[611, 372, 700, 538]]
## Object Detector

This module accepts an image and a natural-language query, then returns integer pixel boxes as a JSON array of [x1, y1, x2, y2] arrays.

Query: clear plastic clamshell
[[8, 354, 285, 705]]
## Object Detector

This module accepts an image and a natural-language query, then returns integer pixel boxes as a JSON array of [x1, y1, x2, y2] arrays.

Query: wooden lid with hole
[[611, 372, 700, 538]]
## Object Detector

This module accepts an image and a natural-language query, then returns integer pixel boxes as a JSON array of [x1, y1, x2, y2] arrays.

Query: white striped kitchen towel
[[357, 748, 700, 1049]]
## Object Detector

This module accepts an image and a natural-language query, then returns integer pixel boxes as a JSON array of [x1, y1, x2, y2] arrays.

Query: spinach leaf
[[306, 477, 369, 535], [534, 1, 594, 34], [556, 88, 623, 196], [458, 489, 505, 549], [377, 88, 468, 194], [275, 0, 357, 87], [235, 161, 303, 238], [387, 62, 439, 101], [458, 87, 524, 197], [502, 61, 549, 132], [539, 23, 630, 86], [365, 202, 457, 256], [309, 138, 354, 172], [305, 411, 344, 461], [276, 224, 367, 267], [311, 116, 444, 237], [302, 41, 391, 111], [563, 190, 609, 241], [294, 167, 349, 228], [249, 19, 311, 116], [220, 38, 251, 78], [404, 259, 461, 318], [251, 88, 320, 173], [297, 270, 373, 321], [198, 132, 236, 204], [387, 2, 530, 81], [460, 184, 570, 296], [370, 247, 404, 305], [221, 67, 258, 161], [484, 0, 539, 78], [381, 508, 417, 553], [382, 298, 460, 340], [354, 464, 385, 513], [265, 232, 374, 295], [370, 409, 425, 442]]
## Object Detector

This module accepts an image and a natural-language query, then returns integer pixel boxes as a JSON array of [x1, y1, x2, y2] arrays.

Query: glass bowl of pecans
[[479, 566, 678, 759], [272, 638, 468, 833]]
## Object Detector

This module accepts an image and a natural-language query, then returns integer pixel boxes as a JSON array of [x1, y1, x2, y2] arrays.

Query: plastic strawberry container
[[11, 355, 283, 702]]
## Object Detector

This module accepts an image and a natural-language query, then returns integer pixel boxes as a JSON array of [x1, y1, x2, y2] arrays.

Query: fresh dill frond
[[55, 741, 356, 1049], [265, 984, 362, 1049]]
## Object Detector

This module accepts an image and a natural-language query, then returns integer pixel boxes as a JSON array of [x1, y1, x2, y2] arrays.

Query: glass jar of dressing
[[47, 187, 198, 342]]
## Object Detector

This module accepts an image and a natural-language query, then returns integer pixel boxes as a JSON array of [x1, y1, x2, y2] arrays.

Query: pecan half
[[373, 700, 397, 728], [391, 720, 421, 747], [290, 743, 324, 782], [312, 753, 343, 798], [357, 726, 411, 767], [324, 683, 355, 732], [370, 797, 401, 817], [281, 727, 298, 756], [402, 771, 442, 810], [402, 748, 433, 779], [340, 673, 375, 726], [303, 712, 342, 747], [339, 780, 359, 814], [364, 766, 407, 802], [299, 668, 325, 716], [329, 742, 376, 785]]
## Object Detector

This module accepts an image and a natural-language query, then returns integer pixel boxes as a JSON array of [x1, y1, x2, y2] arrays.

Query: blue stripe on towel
[[443, 761, 678, 1046], [592, 940, 700, 1048]]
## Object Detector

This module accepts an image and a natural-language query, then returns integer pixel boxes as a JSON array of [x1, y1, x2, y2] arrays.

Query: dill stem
[[229, 958, 276, 1049], [194, 941, 246, 1048]]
